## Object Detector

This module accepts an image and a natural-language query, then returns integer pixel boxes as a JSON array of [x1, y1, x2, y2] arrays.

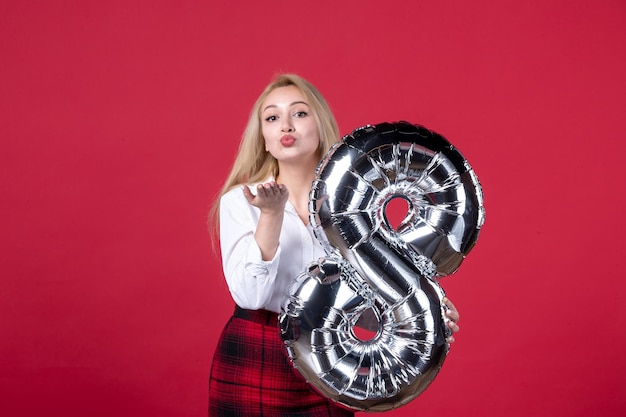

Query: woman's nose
[[281, 120, 294, 132]]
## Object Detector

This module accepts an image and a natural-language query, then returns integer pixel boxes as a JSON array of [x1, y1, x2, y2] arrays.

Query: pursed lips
[[280, 135, 296, 147]]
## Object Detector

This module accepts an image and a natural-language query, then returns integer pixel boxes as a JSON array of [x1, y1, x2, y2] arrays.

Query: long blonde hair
[[208, 74, 340, 243]]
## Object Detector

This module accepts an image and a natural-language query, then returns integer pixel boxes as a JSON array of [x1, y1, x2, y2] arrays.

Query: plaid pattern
[[209, 306, 354, 417]]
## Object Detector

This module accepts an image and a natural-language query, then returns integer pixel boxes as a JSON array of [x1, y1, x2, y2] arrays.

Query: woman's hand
[[443, 297, 460, 343], [243, 181, 289, 213]]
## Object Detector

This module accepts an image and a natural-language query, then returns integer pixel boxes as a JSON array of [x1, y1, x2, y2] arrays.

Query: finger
[[443, 297, 459, 323], [445, 309, 459, 323], [258, 183, 270, 196], [242, 185, 256, 203], [262, 182, 278, 196], [442, 296, 457, 311], [447, 320, 460, 333]]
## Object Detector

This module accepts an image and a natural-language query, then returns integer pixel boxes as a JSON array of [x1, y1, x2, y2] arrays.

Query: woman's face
[[260, 85, 320, 166]]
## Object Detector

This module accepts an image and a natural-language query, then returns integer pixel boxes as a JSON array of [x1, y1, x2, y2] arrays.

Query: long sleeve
[[219, 185, 282, 310]]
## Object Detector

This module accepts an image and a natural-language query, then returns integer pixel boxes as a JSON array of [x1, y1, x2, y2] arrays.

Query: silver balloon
[[279, 122, 485, 412]]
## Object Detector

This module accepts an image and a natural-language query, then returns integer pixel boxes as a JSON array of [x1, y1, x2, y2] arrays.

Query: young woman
[[208, 74, 460, 416]]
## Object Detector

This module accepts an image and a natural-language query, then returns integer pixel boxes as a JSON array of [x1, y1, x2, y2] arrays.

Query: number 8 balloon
[[279, 121, 485, 412]]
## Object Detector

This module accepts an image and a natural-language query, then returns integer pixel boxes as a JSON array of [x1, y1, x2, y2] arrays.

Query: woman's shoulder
[[220, 185, 245, 205]]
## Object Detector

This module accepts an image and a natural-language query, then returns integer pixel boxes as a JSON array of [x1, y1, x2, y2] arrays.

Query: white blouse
[[219, 181, 326, 313]]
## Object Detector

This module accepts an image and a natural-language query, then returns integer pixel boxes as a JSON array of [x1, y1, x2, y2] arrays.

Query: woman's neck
[[276, 159, 317, 192], [276, 160, 318, 223]]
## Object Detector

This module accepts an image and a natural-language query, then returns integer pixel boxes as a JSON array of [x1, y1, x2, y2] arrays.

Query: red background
[[1, 1, 625, 416]]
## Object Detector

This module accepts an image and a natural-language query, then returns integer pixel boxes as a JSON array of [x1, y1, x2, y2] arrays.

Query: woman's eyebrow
[[262, 101, 310, 113]]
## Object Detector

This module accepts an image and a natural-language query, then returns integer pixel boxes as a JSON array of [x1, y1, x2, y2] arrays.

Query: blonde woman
[[207, 74, 460, 416]]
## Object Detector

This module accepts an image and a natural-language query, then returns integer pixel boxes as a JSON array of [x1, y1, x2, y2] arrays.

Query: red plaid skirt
[[209, 306, 354, 417]]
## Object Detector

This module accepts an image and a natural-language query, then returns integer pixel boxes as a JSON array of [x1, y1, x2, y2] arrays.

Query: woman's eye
[[294, 111, 308, 118], [265, 115, 277, 122]]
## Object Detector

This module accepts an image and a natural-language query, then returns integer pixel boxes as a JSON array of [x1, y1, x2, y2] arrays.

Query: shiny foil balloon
[[279, 121, 485, 412]]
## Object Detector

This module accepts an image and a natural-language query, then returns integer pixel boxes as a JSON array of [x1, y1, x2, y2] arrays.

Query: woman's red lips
[[280, 135, 295, 147]]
